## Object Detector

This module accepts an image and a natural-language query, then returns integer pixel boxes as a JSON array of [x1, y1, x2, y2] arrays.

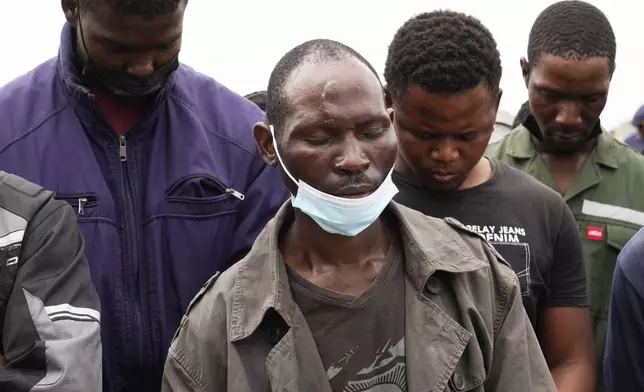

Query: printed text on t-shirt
[[465, 225, 526, 243]]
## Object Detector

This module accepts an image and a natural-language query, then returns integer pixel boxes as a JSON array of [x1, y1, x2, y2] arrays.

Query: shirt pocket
[[144, 174, 244, 315], [53, 192, 119, 313], [489, 242, 531, 297], [577, 219, 639, 320], [54, 193, 98, 217], [158, 174, 244, 217], [576, 217, 639, 364]]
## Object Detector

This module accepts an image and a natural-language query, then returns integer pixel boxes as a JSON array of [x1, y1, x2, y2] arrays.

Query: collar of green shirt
[[506, 117, 618, 170]]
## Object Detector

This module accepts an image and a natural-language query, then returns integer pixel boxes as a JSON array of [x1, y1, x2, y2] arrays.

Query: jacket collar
[[228, 201, 487, 342], [57, 22, 93, 106], [506, 118, 619, 169]]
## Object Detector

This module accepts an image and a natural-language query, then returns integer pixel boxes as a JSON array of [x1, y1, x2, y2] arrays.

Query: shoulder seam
[[24, 202, 68, 239], [166, 93, 256, 157], [0, 101, 70, 154], [185, 272, 221, 316]]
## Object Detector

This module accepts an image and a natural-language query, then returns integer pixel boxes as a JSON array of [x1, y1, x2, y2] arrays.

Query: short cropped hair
[[384, 10, 502, 102], [78, 0, 183, 17], [266, 39, 380, 139], [245, 91, 267, 112], [527, 0, 616, 73]]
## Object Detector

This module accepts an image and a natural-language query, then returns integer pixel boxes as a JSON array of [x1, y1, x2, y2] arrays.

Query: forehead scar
[[321, 79, 339, 102], [320, 80, 341, 123]]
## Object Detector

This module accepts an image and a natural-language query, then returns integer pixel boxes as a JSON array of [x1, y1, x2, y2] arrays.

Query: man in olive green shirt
[[487, 2, 644, 391]]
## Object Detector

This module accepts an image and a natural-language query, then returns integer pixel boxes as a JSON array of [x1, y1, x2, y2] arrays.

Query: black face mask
[[524, 114, 602, 142], [524, 114, 602, 155], [77, 15, 179, 98]]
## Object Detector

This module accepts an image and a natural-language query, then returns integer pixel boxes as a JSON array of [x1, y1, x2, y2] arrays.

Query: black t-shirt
[[393, 159, 587, 329], [287, 239, 407, 391]]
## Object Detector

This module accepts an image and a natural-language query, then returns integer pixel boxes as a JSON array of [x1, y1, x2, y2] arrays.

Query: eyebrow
[[536, 85, 607, 97], [399, 121, 478, 135], [99, 34, 181, 51], [294, 115, 391, 130]]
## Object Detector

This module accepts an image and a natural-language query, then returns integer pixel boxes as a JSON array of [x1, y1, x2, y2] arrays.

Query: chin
[[422, 177, 464, 192]]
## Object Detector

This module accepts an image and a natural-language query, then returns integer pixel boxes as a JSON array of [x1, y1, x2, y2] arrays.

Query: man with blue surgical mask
[[161, 39, 556, 392]]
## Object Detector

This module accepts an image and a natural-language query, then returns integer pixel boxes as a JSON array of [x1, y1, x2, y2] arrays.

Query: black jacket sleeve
[[0, 200, 102, 391]]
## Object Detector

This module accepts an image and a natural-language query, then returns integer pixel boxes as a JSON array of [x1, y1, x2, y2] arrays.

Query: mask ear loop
[[76, 10, 92, 76], [270, 125, 300, 186]]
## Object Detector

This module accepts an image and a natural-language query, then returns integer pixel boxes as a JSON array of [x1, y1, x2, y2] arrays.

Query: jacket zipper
[[207, 177, 245, 200], [119, 135, 146, 380], [78, 197, 89, 215], [225, 188, 245, 200], [55, 195, 98, 215]]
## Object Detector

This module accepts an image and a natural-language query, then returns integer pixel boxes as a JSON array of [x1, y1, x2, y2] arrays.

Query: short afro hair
[[245, 90, 267, 112], [385, 10, 502, 102], [527, 0, 616, 73], [78, 0, 183, 18], [266, 39, 380, 139], [513, 101, 531, 129]]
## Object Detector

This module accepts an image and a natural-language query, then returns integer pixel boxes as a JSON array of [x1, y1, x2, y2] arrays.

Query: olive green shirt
[[487, 125, 644, 392]]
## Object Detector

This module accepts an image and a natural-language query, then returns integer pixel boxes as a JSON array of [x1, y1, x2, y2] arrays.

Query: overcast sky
[[4, 0, 642, 130]]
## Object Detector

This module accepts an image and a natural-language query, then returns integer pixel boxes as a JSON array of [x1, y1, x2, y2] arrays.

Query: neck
[[458, 157, 492, 189], [531, 135, 596, 161], [282, 209, 392, 269], [393, 155, 415, 184]]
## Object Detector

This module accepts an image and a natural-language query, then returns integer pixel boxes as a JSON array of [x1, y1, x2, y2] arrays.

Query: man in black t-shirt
[[393, 162, 581, 325], [384, 11, 595, 392]]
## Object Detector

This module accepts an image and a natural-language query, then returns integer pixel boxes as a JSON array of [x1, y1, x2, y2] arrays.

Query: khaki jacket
[[162, 202, 555, 391]]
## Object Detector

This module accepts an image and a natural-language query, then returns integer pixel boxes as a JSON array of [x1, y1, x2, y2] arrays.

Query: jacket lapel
[[266, 311, 333, 392], [406, 282, 472, 392]]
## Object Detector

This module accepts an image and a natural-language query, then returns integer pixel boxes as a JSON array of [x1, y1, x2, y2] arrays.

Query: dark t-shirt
[[288, 239, 408, 392], [393, 159, 587, 329]]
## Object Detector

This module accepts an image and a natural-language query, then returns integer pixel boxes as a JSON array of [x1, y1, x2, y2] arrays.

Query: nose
[[334, 141, 370, 174], [126, 57, 155, 78], [430, 138, 459, 163], [555, 101, 583, 127]]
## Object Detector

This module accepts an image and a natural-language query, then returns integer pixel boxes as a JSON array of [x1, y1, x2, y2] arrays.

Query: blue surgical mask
[[270, 125, 398, 236]]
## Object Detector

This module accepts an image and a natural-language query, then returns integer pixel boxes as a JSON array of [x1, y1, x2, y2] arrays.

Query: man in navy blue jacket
[[605, 227, 644, 392], [624, 105, 644, 153], [0, 0, 288, 390]]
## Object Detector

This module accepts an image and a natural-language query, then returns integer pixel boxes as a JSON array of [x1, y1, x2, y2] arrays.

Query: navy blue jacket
[[605, 227, 644, 392], [0, 23, 288, 391]]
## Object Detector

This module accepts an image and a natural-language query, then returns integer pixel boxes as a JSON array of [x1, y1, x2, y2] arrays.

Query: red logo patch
[[586, 226, 604, 241]]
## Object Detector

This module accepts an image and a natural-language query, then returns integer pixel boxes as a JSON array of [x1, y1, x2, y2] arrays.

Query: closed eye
[[305, 137, 331, 146], [405, 128, 437, 140], [584, 94, 605, 103], [362, 127, 387, 139], [456, 132, 478, 142]]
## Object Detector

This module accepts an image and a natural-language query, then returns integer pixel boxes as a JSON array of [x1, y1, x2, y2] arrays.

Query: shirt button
[[425, 277, 442, 294], [451, 372, 466, 391], [267, 326, 282, 345]]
